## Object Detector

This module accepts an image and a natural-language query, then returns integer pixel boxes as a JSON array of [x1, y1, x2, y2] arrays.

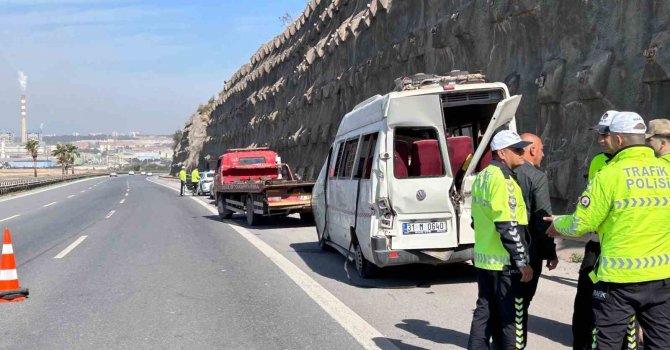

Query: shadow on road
[[528, 314, 572, 347], [540, 274, 579, 288], [288, 241, 477, 289], [374, 337, 430, 350], [201, 212, 316, 229], [395, 319, 470, 349]]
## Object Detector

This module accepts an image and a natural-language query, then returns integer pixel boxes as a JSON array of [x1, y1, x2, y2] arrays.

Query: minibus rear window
[[394, 127, 444, 178]]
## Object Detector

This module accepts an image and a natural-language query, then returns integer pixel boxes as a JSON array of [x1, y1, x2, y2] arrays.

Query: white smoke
[[18, 71, 27, 92]]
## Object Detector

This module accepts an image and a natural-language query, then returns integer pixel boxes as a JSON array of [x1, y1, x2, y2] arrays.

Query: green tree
[[25, 139, 40, 178], [51, 144, 69, 175], [65, 143, 80, 175]]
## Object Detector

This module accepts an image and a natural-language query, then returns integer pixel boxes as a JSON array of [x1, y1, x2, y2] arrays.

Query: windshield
[[394, 127, 445, 178]]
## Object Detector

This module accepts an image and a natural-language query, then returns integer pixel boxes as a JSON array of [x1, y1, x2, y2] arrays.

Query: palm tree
[[65, 143, 80, 175], [51, 144, 69, 176], [25, 139, 40, 177]]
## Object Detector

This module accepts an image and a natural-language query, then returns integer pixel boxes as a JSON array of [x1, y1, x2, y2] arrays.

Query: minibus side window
[[338, 138, 359, 178], [394, 127, 445, 178], [354, 133, 379, 179], [331, 142, 345, 178]]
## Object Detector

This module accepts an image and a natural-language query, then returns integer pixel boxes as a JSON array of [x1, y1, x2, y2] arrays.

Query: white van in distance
[[312, 72, 522, 278]]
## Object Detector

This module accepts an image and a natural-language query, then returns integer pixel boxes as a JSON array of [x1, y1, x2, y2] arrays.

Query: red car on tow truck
[[212, 147, 315, 226]]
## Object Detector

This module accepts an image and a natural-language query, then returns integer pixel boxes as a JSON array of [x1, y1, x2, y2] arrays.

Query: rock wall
[[172, 0, 670, 212]]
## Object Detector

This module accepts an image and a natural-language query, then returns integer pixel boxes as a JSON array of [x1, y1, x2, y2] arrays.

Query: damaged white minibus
[[312, 72, 522, 278]]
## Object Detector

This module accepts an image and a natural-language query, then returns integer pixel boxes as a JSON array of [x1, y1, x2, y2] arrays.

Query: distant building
[[0, 131, 14, 143]]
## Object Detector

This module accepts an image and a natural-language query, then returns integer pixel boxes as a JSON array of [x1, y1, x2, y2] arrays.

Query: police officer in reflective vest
[[645, 119, 670, 163], [179, 166, 187, 196], [468, 130, 533, 350], [547, 112, 670, 350]]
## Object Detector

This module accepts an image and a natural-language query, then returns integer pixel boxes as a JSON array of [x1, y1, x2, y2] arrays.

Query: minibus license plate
[[402, 221, 446, 234]]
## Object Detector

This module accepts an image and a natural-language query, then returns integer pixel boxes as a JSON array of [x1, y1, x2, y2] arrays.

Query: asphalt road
[[0, 175, 362, 349], [0, 175, 581, 349]]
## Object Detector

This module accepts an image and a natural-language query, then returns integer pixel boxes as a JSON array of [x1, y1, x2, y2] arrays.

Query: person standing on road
[[546, 112, 670, 350], [645, 119, 670, 162], [513, 133, 557, 346], [572, 110, 622, 350], [190, 167, 200, 195], [468, 130, 534, 350], [179, 166, 187, 196]]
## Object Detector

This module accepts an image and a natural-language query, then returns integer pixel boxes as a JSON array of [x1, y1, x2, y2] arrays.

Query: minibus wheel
[[354, 243, 378, 279], [218, 195, 232, 219]]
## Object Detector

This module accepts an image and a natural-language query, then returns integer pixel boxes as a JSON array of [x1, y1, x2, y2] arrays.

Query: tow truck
[[212, 147, 315, 226]]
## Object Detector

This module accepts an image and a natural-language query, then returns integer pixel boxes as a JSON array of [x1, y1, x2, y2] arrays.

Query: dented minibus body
[[312, 74, 521, 277]]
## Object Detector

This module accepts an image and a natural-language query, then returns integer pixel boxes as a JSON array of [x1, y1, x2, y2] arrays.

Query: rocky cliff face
[[172, 0, 669, 212]]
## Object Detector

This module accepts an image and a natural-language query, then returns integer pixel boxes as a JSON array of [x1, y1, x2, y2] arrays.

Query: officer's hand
[[519, 266, 533, 283], [546, 258, 559, 271], [545, 222, 561, 238]]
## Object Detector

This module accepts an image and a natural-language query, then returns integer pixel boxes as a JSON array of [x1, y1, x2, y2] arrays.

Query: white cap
[[490, 130, 532, 151], [590, 110, 618, 134], [608, 112, 647, 134]]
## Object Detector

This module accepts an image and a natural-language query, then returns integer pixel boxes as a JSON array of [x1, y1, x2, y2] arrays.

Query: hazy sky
[[0, 0, 306, 135]]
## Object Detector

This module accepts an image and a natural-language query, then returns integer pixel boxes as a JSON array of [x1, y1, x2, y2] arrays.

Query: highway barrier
[[0, 173, 105, 196]]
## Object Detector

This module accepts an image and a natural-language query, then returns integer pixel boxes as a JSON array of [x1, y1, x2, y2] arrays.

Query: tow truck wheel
[[246, 196, 261, 226], [354, 242, 378, 279], [217, 195, 232, 219]]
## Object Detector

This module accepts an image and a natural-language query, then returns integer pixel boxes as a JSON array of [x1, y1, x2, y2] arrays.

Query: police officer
[[547, 112, 670, 350], [573, 110, 621, 350], [179, 166, 187, 196], [468, 130, 533, 350], [191, 167, 200, 195], [645, 119, 670, 162]]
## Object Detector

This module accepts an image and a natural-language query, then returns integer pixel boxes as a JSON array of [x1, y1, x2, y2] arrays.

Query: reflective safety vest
[[555, 146, 670, 283], [472, 162, 528, 271], [179, 170, 186, 181], [191, 169, 200, 183], [661, 153, 670, 164]]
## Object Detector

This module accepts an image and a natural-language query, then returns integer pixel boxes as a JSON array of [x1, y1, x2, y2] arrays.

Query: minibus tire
[[354, 243, 378, 279], [218, 195, 233, 219]]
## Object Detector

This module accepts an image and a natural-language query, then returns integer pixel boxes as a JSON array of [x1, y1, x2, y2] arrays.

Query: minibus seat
[[476, 136, 493, 172], [447, 136, 474, 177], [409, 140, 443, 177], [394, 140, 410, 178]]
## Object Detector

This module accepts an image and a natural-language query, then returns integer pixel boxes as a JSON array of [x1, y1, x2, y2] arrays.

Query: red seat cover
[[394, 140, 410, 178], [447, 136, 474, 177], [409, 140, 444, 177], [476, 136, 493, 172]]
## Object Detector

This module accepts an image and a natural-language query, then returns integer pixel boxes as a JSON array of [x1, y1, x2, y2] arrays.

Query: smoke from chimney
[[18, 71, 28, 144]]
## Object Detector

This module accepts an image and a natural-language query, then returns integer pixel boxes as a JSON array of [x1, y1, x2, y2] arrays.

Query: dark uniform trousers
[[573, 240, 601, 350], [593, 278, 670, 350], [180, 181, 185, 196], [574, 241, 640, 350], [468, 267, 526, 350]]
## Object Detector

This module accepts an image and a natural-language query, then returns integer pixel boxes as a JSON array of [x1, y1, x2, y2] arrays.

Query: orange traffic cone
[[0, 228, 29, 303]]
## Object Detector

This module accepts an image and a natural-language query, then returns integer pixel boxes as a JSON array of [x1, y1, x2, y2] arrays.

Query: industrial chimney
[[21, 95, 27, 144]]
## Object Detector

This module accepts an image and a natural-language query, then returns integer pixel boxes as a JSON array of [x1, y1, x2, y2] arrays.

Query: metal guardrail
[[0, 173, 105, 196]]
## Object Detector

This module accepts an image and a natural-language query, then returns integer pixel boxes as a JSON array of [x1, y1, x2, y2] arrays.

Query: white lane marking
[[81, 190, 86, 193], [119, 199, 125, 204], [105, 210, 115, 219], [67, 195, 76, 199], [0, 214, 20, 223], [88, 187, 92, 190], [54, 236, 88, 259], [124, 193, 128, 197], [43, 201, 57, 208], [0, 176, 104, 203], [147, 178, 396, 350]]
